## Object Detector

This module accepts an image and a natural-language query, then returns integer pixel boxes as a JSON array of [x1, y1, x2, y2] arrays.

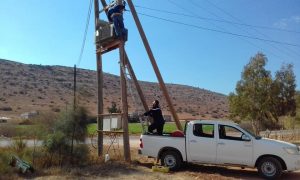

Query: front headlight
[[283, 147, 300, 155]]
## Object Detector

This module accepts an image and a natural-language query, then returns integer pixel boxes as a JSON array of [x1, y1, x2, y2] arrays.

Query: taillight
[[139, 138, 143, 148]]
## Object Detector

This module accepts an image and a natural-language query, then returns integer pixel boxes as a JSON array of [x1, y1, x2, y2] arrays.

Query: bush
[[72, 144, 90, 166], [0, 149, 13, 174], [0, 106, 13, 111], [42, 106, 90, 167], [0, 125, 17, 137], [52, 108, 61, 112], [11, 137, 27, 153], [43, 131, 70, 167]]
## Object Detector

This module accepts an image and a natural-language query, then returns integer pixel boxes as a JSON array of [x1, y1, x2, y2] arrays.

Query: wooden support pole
[[94, 0, 104, 157], [127, 0, 182, 131], [120, 43, 131, 162]]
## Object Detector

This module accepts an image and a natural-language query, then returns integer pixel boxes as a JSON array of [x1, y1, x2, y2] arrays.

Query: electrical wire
[[137, 12, 300, 48], [76, 0, 93, 66], [165, 0, 285, 59], [134, 5, 300, 34], [166, 0, 290, 60], [202, 0, 300, 58], [185, 0, 296, 60]]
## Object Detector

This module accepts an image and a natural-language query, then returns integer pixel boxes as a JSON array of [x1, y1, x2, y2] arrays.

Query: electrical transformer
[[95, 19, 128, 47]]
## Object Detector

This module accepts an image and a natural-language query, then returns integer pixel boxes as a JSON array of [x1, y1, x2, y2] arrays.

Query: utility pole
[[73, 65, 77, 110], [127, 0, 182, 131], [99, 0, 149, 112], [94, 0, 104, 157], [120, 43, 131, 162]]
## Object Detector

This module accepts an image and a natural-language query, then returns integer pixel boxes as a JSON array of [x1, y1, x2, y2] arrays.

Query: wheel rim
[[261, 161, 276, 177], [164, 155, 176, 168]]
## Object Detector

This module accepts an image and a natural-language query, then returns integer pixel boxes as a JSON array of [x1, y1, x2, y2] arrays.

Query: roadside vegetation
[[229, 52, 298, 134], [0, 106, 91, 176]]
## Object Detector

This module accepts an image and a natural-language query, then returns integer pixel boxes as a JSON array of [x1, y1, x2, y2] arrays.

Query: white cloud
[[292, 16, 300, 23], [273, 15, 300, 29]]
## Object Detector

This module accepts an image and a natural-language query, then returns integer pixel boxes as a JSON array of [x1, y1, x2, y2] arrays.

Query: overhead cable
[[137, 12, 300, 48], [76, 0, 93, 66], [135, 5, 300, 34]]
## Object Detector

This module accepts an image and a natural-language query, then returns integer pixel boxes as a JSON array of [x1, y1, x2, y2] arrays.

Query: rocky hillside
[[0, 59, 228, 120]]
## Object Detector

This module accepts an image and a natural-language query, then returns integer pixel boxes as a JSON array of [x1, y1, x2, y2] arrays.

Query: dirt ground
[[2, 147, 300, 180], [3, 161, 300, 180]]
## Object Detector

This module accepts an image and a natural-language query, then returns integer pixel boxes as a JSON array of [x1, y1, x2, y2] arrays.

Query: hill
[[0, 59, 228, 120]]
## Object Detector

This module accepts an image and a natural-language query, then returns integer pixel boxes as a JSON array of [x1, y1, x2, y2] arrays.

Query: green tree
[[296, 91, 300, 122], [229, 53, 277, 134], [274, 64, 296, 117], [43, 106, 89, 166], [107, 102, 121, 113]]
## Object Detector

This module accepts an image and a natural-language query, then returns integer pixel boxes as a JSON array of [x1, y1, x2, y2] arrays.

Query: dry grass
[[2, 144, 300, 180]]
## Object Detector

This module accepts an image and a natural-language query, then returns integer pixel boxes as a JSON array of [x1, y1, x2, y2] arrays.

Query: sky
[[0, 0, 299, 95]]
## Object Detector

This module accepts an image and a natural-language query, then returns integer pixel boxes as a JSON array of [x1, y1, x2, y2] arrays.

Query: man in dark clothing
[[144, 100, 165, 135]]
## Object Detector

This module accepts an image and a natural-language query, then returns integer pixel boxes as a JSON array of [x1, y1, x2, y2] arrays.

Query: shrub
[[72, 144, 90, 166], [42, 106, 90, 167], [52, 108, 60, 112], [0, 125, 17, 137], [43, 131, 70, 167], [0, 106, 13, 111], [0, 149, 13, 174], [11, 137, 27, 153]]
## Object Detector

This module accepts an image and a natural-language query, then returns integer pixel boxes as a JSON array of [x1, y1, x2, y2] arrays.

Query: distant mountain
[[0, 59, 228, 120]]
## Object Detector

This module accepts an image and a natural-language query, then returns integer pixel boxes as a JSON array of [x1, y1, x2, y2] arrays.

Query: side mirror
[[242, 134, 251, 141]]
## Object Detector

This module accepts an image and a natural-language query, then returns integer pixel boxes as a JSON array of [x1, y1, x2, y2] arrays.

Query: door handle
[[190, 140, 197, 143], [218, 142, 225, 145]]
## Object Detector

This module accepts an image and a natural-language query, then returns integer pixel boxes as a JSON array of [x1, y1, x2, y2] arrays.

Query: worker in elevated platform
[[106, 0, 127, 40], [144, 100, 165, 135]]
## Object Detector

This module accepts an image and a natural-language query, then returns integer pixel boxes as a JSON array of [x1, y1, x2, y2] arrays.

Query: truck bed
[[140, 134, 186, 160]]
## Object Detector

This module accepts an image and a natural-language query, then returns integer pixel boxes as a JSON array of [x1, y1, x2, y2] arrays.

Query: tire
[[257, 157, 282, 179], [160, 151, 182, 171]]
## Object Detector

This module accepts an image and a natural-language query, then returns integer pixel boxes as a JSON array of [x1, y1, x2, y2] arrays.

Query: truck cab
[[186, 120, 254, 166]]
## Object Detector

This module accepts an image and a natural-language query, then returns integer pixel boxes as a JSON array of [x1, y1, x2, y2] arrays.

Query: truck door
[[187, 123, 217, 163], [216, 125, 253, 166]]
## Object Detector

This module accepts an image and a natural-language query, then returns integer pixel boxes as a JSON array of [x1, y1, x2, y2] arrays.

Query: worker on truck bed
[[106, 0, 126, 39], [144, 100, 165, 135]]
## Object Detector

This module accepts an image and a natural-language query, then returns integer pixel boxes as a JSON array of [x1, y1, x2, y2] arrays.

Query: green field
[[87, 122, 185, 135], [4, 122, 214, 137]]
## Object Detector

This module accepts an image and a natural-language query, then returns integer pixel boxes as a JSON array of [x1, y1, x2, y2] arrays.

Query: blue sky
[[0, 0, 299, 95]]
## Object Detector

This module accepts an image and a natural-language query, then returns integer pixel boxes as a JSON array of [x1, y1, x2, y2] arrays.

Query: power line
[[165, 0, 277, 57], [134, 5, 300, 35], [138, 0, 296, 59], [76, 0, 93, 66], [137, 12, 300, 48], [203, 0, 300, 58], [187, 0, 296, 60]]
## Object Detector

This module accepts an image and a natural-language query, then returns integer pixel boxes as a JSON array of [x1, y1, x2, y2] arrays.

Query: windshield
[[242, 127, 262, 140]]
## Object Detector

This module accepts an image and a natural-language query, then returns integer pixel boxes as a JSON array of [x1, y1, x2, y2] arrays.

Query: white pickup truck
[[139, 120, 300, 179]]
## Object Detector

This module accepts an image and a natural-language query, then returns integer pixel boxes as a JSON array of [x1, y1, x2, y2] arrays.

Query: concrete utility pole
[[94, 0, 104, 157], [126, 0, 183, 131]]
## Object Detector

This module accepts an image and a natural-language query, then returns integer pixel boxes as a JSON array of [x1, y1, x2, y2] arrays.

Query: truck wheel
[[257, 157, 282, 179], [161, 151, 182, 171]]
